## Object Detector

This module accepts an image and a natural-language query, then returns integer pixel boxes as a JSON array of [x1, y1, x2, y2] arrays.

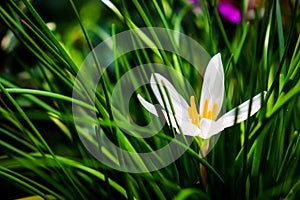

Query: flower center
[[188, 96, 219, 128], [202, 99, 218, 120]]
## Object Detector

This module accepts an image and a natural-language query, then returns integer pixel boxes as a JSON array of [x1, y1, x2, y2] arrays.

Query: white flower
[[137, 53, 267, 139]]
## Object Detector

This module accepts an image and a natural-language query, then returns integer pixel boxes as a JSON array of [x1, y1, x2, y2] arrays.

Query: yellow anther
[[208, 111, 212, 120], [188, 96, 200, 128], [212, 103, 218, 120], [202, 99, 218, 120], [202, 99, 209, 118]]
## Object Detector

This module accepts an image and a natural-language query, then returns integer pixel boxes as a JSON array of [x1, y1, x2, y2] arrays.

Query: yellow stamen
[[208, 111, 212, 120], [202, 99, 218, 120], [202, 99, 209, 118], [188, 96, 200, 128], [212, 103, 218, 120]]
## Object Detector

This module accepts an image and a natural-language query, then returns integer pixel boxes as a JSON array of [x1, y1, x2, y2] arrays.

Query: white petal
[[176, 118, 224, 139], [161, 110, 181, 132], [199, 53, 225, 118], [137, 94, 182, 132], [162, 107, 202, 136], [150, 73, 189, 119], [218, 91, 267, 128], [137, 94, 159, 116], [198, 118, 224, 139], [178, 120, 200, 136]]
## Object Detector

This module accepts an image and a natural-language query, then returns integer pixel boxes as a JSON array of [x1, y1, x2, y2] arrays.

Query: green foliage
[[0, 0, 300, 199]]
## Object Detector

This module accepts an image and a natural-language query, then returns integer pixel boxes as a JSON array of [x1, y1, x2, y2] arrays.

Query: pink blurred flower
[[188, 0, 264, 24], [189, 0, 199, 4], [218, 1, 241, 24]]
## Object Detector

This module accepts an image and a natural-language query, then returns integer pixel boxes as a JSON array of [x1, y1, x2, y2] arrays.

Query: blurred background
[[0, 0, 300, 199]]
